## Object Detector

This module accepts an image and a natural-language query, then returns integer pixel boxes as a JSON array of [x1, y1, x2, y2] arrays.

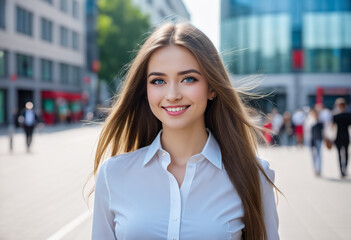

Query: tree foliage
[[97, 0, 150, 84]]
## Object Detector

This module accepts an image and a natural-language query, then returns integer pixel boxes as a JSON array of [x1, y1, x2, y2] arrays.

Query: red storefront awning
[[42, 91, 83, 101]]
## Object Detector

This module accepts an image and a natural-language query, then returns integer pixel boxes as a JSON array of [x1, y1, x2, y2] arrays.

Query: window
[[166, 0, 173, 10], [41, 17, 53, 42], [60, 63, 69, 83], [72, 0, 79, 19], [60, 0, 68, 13], [41, 59, 52, 82], [72, 31, 79, 50], [0, 50, 6, 76], [16, 6, 33, 36], [0, 0, 5, 29], [60, 26, 69, 47], [16, 53, 34, 78], [71, 66, 81, 86]]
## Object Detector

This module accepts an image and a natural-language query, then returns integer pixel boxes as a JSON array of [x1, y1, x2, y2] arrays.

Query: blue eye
[[150, 79, 165, 85], [183, 77, 197, 83]]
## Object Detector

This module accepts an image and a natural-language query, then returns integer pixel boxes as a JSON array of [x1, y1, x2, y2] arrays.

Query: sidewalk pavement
[[259, 145, 351, 240], [0, 124, 350, 239]]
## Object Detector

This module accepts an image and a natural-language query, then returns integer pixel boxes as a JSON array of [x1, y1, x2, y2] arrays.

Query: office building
[[0, 0, 86, 125], [132, 0, 190, 25], [221, 0, 351, 112]]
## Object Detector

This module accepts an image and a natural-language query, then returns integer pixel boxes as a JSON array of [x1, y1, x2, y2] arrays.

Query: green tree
[[97, 0, 150, 86]]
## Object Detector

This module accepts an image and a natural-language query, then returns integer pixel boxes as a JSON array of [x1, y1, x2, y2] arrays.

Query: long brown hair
[[94, 22, 276, 240]]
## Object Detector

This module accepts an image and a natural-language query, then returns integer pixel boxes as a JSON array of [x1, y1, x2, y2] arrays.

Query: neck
[[161, 124, 208, 167]]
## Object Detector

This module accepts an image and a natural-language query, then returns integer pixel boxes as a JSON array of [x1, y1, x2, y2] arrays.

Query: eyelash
[[149, 76, 198, 85], [182, 76, 198, 83], [150, 79, 165, 85]]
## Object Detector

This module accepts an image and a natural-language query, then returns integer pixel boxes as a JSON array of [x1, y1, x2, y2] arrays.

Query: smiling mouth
[[162, 105, 190, 113], [162, 105, 190, 116]]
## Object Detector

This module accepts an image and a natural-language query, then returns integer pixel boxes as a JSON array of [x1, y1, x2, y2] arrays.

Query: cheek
[[147, 86, 161, 108], [187, 84, 209, 104]]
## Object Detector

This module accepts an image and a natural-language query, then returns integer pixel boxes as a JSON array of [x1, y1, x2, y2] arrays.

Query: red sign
[[316, 87, 323, 104], [92, 60, 100, 73], [11, 74, 17, 82], [292, 50, 304, 70]]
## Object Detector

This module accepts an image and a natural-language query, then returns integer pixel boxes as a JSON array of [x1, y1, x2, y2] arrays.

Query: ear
[[208, 89, 217, 100]]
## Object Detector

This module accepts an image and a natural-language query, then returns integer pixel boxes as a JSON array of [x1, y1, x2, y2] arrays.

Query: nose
[[166, 82, 182, 101]]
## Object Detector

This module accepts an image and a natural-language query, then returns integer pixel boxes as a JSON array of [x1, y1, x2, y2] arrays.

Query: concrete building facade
[[0, 0, 86, 125]]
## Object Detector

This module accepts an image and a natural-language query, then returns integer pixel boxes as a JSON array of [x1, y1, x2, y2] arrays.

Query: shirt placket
[[160, 152, 203, 240], [160, 151, 182, 240]]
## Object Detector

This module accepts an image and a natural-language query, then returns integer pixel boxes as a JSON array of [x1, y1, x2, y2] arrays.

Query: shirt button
[[162, 152, 166, 157], [192, 158, 197, 163], [173, 216, 178, 221], [172, 238, 176, 240]]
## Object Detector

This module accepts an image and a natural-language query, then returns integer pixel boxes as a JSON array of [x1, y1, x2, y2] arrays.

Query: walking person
[[307, 107, 324, 176], [18, 101, 40, 152], [271, 108, 283, 146], [91, 23, 280, 239], [333, 98, 351, 178], [292, 108, 306, 147], [280, 111, 295, 146]]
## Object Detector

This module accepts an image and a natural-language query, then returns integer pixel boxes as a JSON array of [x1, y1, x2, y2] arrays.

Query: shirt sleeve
[[92, 161, 117, 240], [259, 159, 280, 240]]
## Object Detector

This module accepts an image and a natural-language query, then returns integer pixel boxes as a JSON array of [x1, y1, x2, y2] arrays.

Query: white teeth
[[165, 107, 187, 112]]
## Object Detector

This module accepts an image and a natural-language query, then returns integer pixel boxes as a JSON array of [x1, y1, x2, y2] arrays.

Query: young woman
[[92, 22, 279, 240]]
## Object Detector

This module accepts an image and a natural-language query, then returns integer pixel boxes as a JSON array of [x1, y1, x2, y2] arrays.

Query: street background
[[0, 124, 350, 240]]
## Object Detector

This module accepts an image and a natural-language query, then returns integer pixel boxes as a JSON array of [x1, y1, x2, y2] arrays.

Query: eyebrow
[[147, 69, 201, 78]]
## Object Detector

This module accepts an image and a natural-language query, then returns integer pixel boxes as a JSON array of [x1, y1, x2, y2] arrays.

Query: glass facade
[[0, 50, 6, 77], [0, 0, 5, 29], [60, 26, 69, 47], [41, 17, 53, 42], [221, 0, 351, 74], [16, 53, 33, 78], [60, 0, 69, 13], [72, 0, 79, 19], [72, 31, 79, 50], [71, 65, 81, 86], [41, 59, 52, 82], [60, 63, 69, 84], [16, 6, 33, 36]]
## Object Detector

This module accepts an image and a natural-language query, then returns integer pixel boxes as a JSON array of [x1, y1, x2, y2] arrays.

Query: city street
[[0, 124, 350, 240]]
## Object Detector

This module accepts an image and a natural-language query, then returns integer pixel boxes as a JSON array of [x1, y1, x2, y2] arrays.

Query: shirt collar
[[143, 130, 222, 169]]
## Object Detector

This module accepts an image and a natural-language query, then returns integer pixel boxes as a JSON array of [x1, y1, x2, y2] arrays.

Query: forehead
[[147, 45, 201, 73]]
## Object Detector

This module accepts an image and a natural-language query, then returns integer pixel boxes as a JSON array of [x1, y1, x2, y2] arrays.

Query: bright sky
[[183, 0, 220, 50]]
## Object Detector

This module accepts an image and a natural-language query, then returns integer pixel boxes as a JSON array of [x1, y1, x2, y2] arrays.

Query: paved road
[[0, 125, 350, 239], [0, 124, 98, 240], [259, 146, 351, 240]]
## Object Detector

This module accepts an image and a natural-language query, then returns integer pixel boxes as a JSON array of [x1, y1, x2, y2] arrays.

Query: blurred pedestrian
[[307, 107, 323, 176], [292, 108, 306, 147], [18, 102, 40, 152], [280, 111, 295, 146], [91, 23, 280, 240], [333, 98, 351, 178], [316, 103, 334, 150], [263, 113, 273, 145], [271, 108, 283, 145]]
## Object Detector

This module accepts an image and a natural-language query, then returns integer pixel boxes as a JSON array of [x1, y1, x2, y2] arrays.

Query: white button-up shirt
[[92, 131, 279, 240]]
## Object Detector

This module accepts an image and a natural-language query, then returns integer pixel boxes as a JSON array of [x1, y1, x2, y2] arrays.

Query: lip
[[162, 105, 190, 116]]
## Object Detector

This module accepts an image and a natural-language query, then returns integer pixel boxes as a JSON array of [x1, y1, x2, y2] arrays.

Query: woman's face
[[146, 45, 214, 131]]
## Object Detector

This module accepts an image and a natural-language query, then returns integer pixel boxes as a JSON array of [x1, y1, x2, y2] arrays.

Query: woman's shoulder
[[101, 146, 150, 172], [257, 158, 275, 182]]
